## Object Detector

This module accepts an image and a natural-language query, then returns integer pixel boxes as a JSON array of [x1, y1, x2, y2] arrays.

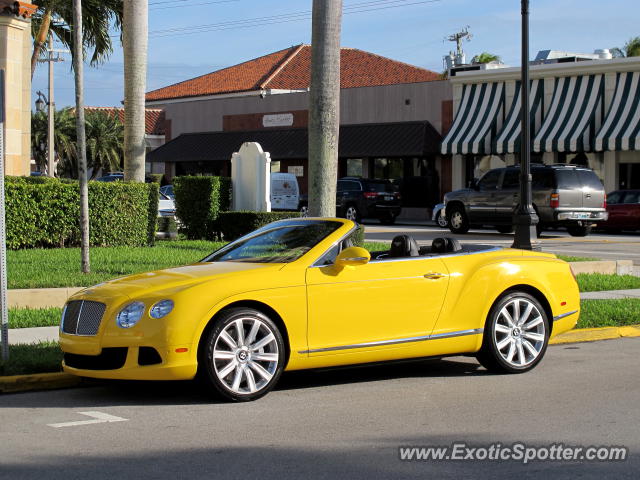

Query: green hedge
[[173, 176, 231, 240], [5, 178, 158, 249], [216, 211, 301, 241]]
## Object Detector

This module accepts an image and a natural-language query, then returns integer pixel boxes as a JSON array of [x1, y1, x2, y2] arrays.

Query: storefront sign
[[263, 113, 294, 128], [288, 166, 304, 177]]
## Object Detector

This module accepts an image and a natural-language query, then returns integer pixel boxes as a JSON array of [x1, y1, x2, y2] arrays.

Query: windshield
[[204, 221, 342, 264]]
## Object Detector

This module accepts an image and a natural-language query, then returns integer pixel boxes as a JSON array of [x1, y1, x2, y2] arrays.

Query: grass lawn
[[9, 307, 62, 329], [557, 255, 598, 262], [577, 299, 640, 329], [0, 341, 63, 376], [576, 273, 640, 292], [8, 240, 390, 289]]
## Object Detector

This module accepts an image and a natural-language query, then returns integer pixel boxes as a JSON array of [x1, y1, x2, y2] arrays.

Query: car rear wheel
[[476, 292, 549, 374], [447, 205, 469, 234], [299, 204, 308, 217], [344, 205, 360, 222], [437, 212, 448, 228], [203, 308, 285, 402], [567, 225, 592, 237]]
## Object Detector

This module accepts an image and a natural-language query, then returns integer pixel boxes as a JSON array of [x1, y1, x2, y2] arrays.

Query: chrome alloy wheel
[[300, 205, 309, 217], [437, 212, 448, 228], [345, 206, 358, 221], [493, 297, 546, 367], [450, 211, 463, 229], [212, 317, 279, 395]]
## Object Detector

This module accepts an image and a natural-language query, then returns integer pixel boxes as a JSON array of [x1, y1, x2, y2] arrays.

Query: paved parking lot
[[1, 339, 638, 479], [363, 222, 640, 265]]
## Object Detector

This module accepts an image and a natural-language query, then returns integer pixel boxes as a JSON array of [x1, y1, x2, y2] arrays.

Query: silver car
[[443, 164, 608, 237]]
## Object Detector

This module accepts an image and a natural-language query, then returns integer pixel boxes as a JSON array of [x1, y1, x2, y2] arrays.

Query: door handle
[[424, 272, 448, 280], [585, 193, 592, 198]]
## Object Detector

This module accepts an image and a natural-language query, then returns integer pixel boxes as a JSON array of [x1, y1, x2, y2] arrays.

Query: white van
[[271, 173, 300, 211]]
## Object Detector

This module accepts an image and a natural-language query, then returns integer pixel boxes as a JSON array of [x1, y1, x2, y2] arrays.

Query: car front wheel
[[203, 308, 285, 402], [344, 205, 360, 222], [447, 205, 469, 234], [476, 292, 549, 374]]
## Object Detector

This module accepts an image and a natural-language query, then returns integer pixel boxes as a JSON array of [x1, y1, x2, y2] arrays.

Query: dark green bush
[[5, 177, 158, 249], [352, 224, 365, 247], [173, 176, 231, 240], [216, 211, 301, 241], [146, 173, 164, 184], [157, 216, 178, 233]]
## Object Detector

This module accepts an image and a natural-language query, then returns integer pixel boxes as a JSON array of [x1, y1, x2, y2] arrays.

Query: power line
[[146, 0, 442, 39], [150, 0, 239, 11]]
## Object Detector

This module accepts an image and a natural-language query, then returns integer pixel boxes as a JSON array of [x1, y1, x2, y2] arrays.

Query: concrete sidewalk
[[5, 288, 640, 345]]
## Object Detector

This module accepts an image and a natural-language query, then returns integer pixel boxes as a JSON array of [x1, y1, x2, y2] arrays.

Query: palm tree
[[308, 0, 343, 217], [123, 0, 148, 183], [611, 36, 640, 57], [471, 52, 502, 64], [30, 0, 123, 79], [31, 107, 76, 173], [85, 110, 124, 178]]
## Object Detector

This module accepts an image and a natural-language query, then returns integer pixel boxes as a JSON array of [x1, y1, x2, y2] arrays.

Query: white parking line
[[47, 411, 128, 428]]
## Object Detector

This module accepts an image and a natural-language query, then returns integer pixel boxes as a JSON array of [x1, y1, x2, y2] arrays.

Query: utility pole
[[308, 0, 343, 218], [446, 26, 472, 66], [73, 0, 90, 273], [36, 36, 66, 177], [512, 0, 539, 250], [0, 70, 9, 361]]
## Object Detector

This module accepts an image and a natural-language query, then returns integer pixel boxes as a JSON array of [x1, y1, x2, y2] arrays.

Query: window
[[477, 169, 501, 191], [501, 170, 520, 190], [622, 191, 640, 204], [338, 180, 361, 192], [532, 169, 554, 189], [607, 191, 622, 205], [576, 170, 604, 190]]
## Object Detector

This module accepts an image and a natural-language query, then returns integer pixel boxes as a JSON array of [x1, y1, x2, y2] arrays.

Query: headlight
[[149, 299, 174, 319], [117, 302, 145, 328]]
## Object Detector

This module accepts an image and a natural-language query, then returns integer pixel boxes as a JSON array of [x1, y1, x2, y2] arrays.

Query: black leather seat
[[388, 235, 420, 257], [431, 237, 463, 254]]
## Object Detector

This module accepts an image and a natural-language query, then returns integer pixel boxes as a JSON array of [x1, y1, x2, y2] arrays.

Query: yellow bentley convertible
[[60, 218, 579, 401]]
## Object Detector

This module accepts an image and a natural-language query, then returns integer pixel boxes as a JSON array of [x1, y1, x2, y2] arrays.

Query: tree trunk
[[123, 0, 148, 183], [73, 0, 90, 273], [31, 7, 52, 79], [308, 0, 342, 217]]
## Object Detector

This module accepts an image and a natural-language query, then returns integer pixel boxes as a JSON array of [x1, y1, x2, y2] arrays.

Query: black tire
[[343, 205, 361, 222], [447, 204, 470, 234], [436, 213, 449, 228], [567, 225, 592, 237], [495, 225, 514, 234], [476, 292, 550, 374], [379, 212, 396, 225], [202, 308, 286, 402]]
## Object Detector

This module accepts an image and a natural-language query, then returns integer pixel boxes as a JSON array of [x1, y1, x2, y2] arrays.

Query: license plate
[[385, 196, 394, 201], [575, 213, 590, 219]]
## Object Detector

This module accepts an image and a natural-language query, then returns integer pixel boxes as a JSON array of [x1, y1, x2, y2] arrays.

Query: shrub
[[157, 216, 178, 233], [173, 176, 231, 240], [5, 177, 158, 249], [352, 224, 365, 247], [216, 211, 301, 241], [146, 173, 164, 184]]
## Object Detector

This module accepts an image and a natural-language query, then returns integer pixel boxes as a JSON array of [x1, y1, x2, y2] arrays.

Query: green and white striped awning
[[494, 79, 544, 154], [533, 74, 603, 152], [595, 71, 640, 151], [441, 82, 504, 155]]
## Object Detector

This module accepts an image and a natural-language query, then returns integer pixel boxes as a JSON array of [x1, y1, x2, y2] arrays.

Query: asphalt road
[[363, 222, 640, 265], [1, 338, 638, 479]]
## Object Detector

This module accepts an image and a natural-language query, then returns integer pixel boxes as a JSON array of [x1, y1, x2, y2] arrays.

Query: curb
[[550, 324, 640, 345], [0, 372, 81, 394]]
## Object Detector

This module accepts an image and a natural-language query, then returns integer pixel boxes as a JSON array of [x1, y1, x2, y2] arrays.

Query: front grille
[[62, 300, 106, 336], [64, 348, 128, 370]]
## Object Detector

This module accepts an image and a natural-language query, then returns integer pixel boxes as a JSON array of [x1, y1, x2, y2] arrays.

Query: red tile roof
[[146, 44, 440, 102], [84, 107, 166, 135]]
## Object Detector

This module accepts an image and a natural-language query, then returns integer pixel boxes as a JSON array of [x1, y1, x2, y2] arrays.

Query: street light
[[512, 0, 540, 250], [35, 91, 46, 113]]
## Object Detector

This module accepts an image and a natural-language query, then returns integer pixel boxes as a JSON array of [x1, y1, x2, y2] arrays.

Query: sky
[[31, 0, 640, 108]]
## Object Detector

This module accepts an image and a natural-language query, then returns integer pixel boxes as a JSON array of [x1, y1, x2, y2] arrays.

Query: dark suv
[[299, 177, 402, 224], [443, 164, 608, 237]]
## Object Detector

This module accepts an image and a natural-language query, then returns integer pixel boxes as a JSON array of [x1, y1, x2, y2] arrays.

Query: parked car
[[158, 191, 176, 217], [299, 177, 401, 224], [96, 172, 124, 182], [599, 190, 640, 232], [270, 173, 300, 211], [443, 164, 608, 237], [59, 217, 579, 401], [160, 184, 174, 200], [432, 203, 448, 228]]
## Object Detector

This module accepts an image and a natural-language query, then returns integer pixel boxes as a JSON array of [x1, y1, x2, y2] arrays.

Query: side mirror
[[335, 246, 370, 267]]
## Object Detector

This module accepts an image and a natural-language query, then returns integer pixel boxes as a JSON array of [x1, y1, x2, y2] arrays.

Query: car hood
[[75, 262, 285, 300]]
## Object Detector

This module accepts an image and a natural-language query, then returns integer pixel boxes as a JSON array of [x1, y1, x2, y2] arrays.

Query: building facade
[[146, 45, 453, 210], [442, 56, 640, 193]]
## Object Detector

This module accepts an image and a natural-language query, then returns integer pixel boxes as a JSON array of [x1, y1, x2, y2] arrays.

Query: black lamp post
[[512, 0, 540, 250]]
